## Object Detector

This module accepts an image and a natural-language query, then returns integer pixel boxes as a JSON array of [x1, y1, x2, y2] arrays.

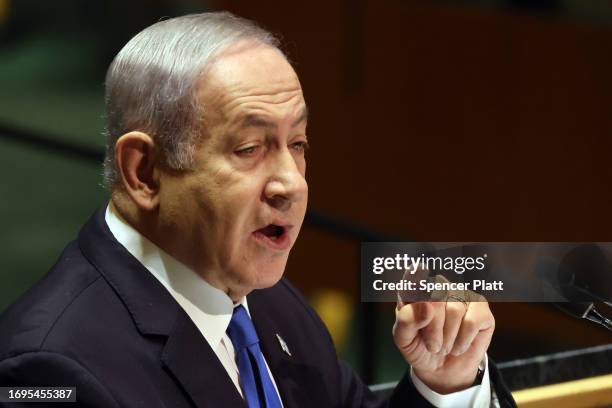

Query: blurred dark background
[[1, 0, 611, 386]]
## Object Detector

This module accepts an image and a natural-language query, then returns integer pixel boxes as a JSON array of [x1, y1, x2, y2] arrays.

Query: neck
[[110, 195, 249, 302]]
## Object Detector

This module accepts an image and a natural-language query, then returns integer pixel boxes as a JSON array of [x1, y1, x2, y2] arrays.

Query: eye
[[235, 145, 260, 157], [290, 141, 310, 153]]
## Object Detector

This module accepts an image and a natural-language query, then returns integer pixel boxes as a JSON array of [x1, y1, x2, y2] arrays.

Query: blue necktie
[[227, 305, 282, 408]]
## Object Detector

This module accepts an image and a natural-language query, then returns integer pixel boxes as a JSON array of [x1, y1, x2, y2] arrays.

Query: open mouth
[[259, 224, 285, 240], [253, 224, 291, 250]]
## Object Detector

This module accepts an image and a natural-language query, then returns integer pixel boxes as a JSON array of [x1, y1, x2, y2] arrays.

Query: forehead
[[198, 41, 305, 120]]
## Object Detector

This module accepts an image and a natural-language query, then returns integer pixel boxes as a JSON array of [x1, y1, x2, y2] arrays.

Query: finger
[[420, 302, 446, 353], [466, 325, 494, 360], [442, 301, 467, 355], [451, 303, 495, 356], [439, 323, 494, 389], [454, 324, 495, 375], [393, 302, 434, 351]]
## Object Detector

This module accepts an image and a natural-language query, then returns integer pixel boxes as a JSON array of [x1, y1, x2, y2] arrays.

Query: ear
[[114, 131, 160, 211]]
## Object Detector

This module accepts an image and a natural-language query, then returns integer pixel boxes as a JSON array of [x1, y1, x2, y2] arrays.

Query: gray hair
[[102, 12, 281, 189]]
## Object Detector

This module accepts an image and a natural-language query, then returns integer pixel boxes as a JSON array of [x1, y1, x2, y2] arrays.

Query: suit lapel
[[248, 293, 312, 408], [161, 312, 245, 408], [79, 209, 245, 408]]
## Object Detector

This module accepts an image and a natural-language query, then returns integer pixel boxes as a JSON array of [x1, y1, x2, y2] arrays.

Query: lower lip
[[252, 230, 292, 250]]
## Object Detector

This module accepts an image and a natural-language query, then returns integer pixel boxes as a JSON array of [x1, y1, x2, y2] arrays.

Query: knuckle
[[446, 302, 465, 318], [462, 316, 477, 332]]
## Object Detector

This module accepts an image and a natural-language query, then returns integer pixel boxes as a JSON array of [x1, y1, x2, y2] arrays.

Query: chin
[[228, 273, 282, 300], [254, 267, 285, 289], [230, 255, 289, 294]]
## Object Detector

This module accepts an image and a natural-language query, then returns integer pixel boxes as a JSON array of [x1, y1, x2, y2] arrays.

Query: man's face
[[158, 41, 308, 299]]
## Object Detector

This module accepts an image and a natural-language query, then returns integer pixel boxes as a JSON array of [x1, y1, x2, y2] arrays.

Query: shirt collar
[[104, 202, 249, 350]]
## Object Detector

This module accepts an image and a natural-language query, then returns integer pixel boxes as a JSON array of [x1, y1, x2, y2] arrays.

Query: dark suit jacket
[[0, 209, 515, 407]]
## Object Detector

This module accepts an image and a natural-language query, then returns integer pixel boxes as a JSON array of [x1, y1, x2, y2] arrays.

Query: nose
[[264, 149, 307, 211]]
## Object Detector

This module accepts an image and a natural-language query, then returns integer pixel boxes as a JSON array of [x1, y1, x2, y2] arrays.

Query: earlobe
[[114, 132, 160, 211]]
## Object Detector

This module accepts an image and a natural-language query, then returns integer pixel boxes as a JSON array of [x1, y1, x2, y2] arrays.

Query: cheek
[[163, 178, 223, 243], [211, 181, 265, 254], [218, 178, 265, 217], [159, 178, 199, 227]]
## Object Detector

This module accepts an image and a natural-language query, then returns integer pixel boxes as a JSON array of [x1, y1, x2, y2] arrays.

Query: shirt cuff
[[410, 355, 491, 408]]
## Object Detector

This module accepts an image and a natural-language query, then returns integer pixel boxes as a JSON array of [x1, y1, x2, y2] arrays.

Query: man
[[0, 12, 515, 407]]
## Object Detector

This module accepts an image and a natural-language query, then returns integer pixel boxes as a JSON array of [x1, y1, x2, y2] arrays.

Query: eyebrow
[[238, 106, 309, 130]]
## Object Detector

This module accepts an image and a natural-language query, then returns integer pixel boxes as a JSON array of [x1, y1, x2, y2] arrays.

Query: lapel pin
[[276, 333, 291, 357]]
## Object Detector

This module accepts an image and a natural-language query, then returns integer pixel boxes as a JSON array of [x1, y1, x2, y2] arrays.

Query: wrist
[[413, 366, 479, 394]]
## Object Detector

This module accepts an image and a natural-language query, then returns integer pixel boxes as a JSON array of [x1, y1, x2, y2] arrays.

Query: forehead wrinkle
[[233, 104, 307, 132], [198, 93, 306, 141], [196, 47, 305, 133], [221, 83, 303, 108], [223, 90, 305, 126], [238, 114, 276, 130]]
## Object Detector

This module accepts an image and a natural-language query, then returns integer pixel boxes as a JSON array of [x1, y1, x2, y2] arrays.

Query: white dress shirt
[[104, 204, 282, 403], [105, 203, 493, 407], [410, 358, 492, 407]]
